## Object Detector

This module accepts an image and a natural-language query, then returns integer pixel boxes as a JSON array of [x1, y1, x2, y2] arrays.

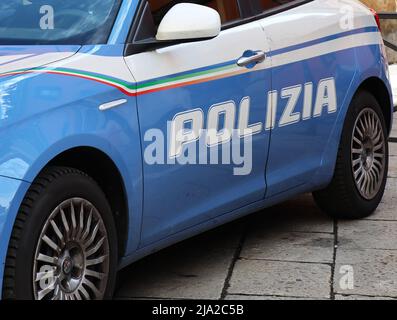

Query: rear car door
[[124, 0, 272, 246], [257, 0, 358, 197]]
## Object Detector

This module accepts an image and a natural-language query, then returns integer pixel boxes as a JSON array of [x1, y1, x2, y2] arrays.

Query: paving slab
[[389, 142, 397, 156], [228, 259, 331, 299], [115, 224, 243, 300], [391, 128, 397, 139], [390, 113, 397, 137], [241, 231, 334, 264], [338, 220, 397, 250], [391, 128, 397, 138], [334, 249, 397, 298], [335, 294, 396, 300], [366, 178, 397, 221], [389, 155, 397, 178], [249, 194, 334, 234]]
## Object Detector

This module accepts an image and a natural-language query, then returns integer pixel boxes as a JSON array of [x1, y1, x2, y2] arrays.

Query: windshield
[[0, 0, 122, 45]]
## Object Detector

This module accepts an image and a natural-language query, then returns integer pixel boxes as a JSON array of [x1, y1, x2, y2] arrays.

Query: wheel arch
[[355, 76, 393, 133], [46, 146, 129, 258]]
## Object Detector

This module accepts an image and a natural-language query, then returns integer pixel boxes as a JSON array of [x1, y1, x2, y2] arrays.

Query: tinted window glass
[[148, 0, 241, 26], [0, 0, 121, 45], [258, 0, 295, 11]]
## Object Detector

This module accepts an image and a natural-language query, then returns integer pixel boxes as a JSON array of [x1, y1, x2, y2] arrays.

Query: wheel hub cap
[[351, 108, 386, 200], [62, 257, 73, 275], [361, 138, 374, 170], [33, 198, 110, 300]]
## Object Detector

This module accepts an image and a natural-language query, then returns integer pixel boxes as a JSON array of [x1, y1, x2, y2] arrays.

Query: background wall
[[360, 0, 397, 63]]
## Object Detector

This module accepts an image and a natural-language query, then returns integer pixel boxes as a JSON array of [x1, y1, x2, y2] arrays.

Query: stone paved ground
[[115, 112, 397, 301]]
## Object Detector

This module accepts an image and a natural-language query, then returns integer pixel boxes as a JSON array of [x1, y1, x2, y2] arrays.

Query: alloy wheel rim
[[351, 108, 386, 200], [33, 198, 110, 300]]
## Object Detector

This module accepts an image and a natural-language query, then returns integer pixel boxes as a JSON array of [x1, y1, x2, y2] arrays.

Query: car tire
[[313, 90, 389, 219], [2, 166, 118, 300]]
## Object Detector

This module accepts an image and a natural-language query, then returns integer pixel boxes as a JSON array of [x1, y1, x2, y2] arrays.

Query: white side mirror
[[156, 3, 221, 41]]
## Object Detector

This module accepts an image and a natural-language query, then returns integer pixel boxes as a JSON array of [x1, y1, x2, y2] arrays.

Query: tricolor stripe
[[0, 62, 245, 97], [0, 27, 382, 97]]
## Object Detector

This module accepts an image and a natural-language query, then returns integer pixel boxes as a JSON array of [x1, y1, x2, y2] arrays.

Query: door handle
[[237, 51, 266, 68]]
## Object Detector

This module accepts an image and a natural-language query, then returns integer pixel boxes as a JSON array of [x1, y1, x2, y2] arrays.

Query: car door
[[124, 0, 272, 246], [256, 0, 358, 197]]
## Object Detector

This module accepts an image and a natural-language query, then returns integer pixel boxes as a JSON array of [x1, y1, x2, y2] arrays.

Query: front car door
[[124, 0, 272, 246]]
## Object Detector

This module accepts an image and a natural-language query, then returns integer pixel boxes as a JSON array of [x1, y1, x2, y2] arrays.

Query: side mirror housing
[[156, 3, 221, 41]]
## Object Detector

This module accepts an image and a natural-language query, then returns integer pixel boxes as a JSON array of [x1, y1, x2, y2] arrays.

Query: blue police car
[[0, 0, 392, 299]]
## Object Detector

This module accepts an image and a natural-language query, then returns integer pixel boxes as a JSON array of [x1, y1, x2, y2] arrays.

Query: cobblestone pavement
[[115, 112, 397, 300]]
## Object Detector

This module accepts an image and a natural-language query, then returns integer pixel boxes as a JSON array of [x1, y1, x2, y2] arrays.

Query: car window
[[258, 0, 295, 11], [148, 0, 241, 26], [0, 0, 121, 45]]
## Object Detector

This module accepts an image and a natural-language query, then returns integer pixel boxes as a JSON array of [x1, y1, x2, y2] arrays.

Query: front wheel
[[313, 90, 389, 219], [2, 167, 118, 300]]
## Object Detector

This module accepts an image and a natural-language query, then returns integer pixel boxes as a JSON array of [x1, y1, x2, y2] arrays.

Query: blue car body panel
[[0, 0, 393, 295], [266, 48, 357, 197]]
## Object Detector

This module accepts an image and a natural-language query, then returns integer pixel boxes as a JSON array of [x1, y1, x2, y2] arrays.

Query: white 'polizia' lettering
[[169, 77, 337, 159]]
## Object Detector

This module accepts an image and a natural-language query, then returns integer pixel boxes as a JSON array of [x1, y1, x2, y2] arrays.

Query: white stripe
[[0, 54, 34, 65], [0, 52, 77, 74], [271, 32, 382, 69], [50, 52, 136, 83], [136, 32, 382, 92]]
